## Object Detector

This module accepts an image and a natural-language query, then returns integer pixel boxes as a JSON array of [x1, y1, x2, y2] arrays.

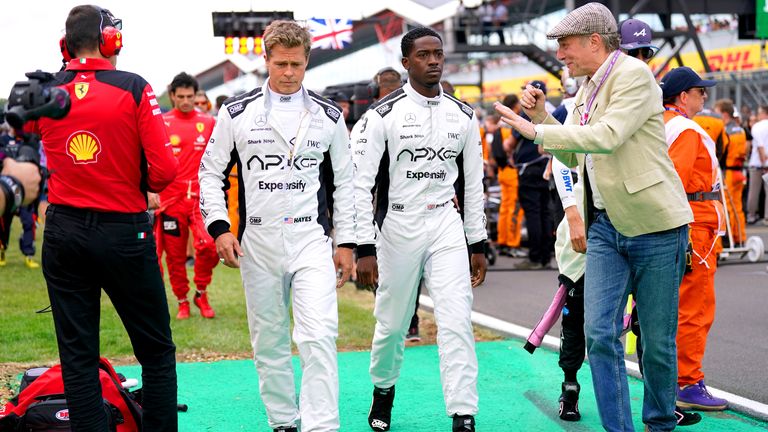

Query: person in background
[[714, 99, 748, 245], [195, 89, 212, 114], [153, 72, 218, 320], [660, 67, 729, 412], [746, 105, 768, 225]]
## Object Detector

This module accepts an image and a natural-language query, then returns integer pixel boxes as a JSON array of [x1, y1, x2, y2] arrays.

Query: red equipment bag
[[0, 357, 141, 432]]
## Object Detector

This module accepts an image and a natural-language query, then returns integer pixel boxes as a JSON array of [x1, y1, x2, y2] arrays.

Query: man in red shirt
[[152, 72, 218, 319], [36, 5, 178, 431]]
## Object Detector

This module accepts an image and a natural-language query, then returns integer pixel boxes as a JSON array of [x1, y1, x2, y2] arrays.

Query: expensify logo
[[258, 180, 307, 192], [406, 170, 446, 181]]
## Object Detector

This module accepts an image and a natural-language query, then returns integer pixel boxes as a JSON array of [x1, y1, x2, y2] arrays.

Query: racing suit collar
[[262, 77, 318, 116], [66, 58, 116, 71], [403, 81, 442, 107]]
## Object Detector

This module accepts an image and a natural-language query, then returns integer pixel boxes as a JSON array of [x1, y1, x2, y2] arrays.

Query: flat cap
[[547, 2, 618, 40]]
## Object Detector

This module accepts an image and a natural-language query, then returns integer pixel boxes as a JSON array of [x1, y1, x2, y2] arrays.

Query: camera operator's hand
[[2, 158, 41, 205]]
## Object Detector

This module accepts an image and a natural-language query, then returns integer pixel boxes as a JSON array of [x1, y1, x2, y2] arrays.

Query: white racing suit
[[352, 82, 487, 416], [198, 80, 355, 431]]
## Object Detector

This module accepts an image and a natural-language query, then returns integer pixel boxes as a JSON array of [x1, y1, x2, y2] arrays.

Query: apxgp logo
[[397, 147, 458, 162], [246, 154, 318, 171]]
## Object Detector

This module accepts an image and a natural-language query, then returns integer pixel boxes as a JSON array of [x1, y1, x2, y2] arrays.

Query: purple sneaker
[[677, 380, 728, 411]]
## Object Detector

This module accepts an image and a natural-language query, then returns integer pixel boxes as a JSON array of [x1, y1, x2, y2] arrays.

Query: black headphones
[[368, 67, 399, 100]]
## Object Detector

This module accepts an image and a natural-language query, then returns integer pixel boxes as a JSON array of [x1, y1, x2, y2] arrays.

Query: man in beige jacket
[[495, 3, 693, 431]]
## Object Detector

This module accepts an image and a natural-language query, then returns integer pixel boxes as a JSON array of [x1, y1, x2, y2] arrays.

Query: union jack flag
[[308, 18, 353, 50]]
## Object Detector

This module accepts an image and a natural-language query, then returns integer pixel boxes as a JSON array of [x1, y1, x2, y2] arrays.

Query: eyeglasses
[[687, 87, 707, 96], [195, 101, 209, 106]]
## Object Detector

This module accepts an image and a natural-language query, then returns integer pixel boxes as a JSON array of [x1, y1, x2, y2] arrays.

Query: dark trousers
[[42, 205, 177, 432], [518, 183, 554, 265], [19, 204, 36, 256], [558, 275, 585, 377]]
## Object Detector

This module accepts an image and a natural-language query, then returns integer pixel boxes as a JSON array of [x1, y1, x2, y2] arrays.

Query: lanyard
[[580, 50, 621, 126], [286, 110, 308, 167], [664, 105, 688, 119]]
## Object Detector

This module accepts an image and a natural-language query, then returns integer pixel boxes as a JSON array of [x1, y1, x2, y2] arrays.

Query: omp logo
[[279, 96, 291, 103], [163, 221, 178, 230], [396, 147, 458, 162], [461, 104, 473, 117], [376, 104, 391, 115], [66, 131, 101, 164], [370, 419, 388, 429], [246, 154, 318, 171], [228, 103, 244, 115], [633, 28, 647, 37], [391, 203, 405, 212], [248, 216, 262, 225], [326, 107, 340, 121], [406, 170, 447, 181], [55, 409, 70, 421], [447, 132, 460, 140]]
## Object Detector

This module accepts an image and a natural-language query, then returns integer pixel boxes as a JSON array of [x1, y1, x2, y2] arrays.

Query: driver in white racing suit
[[354, 27, 487, 432], [198, 21, 355, 432]]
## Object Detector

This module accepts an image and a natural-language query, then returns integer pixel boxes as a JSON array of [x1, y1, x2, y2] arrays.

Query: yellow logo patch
[[66, 131, 101, 164], [170, 134, 181, 146], [196, 122, 205, 133], [74, 83, 89, 100]]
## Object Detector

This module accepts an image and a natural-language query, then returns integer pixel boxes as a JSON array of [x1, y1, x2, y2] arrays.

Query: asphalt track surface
[[467, 225, 768, 408]]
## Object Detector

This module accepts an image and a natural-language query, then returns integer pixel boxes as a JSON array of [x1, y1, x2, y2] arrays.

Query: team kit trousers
[[239, 231, 340, 432], [370, 205, 479, 416], [724, 170, 746, 243], [677, 226, 718, 386], [497, 166, 524, 248], [155, 195, 219, 301], [42, 205, 177, 432]]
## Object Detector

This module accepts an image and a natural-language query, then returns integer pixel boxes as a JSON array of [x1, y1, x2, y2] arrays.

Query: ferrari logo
[[66, 131, 101, 164], [74, 83, 89, 100], [196, 122, 205, 133]]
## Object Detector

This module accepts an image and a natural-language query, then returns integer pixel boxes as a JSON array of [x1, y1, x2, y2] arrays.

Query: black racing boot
[[559, 381, 581, 421], [368, 386, 395, 431], [452, 414, 475, 431]]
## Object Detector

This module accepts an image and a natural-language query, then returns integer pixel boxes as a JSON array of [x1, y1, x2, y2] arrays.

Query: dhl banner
[[649, 43, 767, 75], [456, 43, 768, 104]]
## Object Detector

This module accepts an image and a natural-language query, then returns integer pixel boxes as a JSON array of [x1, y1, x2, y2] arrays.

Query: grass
[[0, 219, 500, 402]]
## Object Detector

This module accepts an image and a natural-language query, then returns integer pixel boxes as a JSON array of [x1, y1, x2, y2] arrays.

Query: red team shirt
[[37, 58, 177, 212], [159, 108, 215, 207]]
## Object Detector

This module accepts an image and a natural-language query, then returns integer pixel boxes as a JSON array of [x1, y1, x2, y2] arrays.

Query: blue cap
[[524, 80, 547, 94], [619, 19, 658, 51], [659, 67, 716, 100]]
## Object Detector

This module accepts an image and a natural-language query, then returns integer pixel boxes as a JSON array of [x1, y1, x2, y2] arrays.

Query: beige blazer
[[540, 53, 693, 237]]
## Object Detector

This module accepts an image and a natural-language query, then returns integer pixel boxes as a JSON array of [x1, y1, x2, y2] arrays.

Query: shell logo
[[170, 134, 181, 146], [115, 33, 122, 48], [66, 131, 101, 164]]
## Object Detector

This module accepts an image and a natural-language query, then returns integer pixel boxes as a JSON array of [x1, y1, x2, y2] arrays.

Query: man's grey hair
[[600, 33, 620, 52]]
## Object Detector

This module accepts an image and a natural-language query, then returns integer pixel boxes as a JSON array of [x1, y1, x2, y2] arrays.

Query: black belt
[[686, 191, 721, 202], [48, 204, 150, 224]]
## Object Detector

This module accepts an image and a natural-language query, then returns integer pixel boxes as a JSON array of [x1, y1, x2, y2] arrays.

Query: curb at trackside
[[417, 295, 768, 422]]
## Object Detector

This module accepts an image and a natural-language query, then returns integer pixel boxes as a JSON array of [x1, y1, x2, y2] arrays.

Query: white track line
[[418, 295, 768, 421]]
